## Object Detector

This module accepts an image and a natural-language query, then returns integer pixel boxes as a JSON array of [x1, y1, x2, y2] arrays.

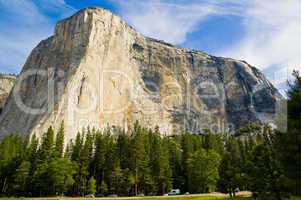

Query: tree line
[[0, 72, 300, 199]]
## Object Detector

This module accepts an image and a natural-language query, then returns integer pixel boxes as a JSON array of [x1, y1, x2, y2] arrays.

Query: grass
[[2, 194, 300, 200], [288, 197, 301, 200], [2, 194, 301, 200], [0, 196, 249, 200]]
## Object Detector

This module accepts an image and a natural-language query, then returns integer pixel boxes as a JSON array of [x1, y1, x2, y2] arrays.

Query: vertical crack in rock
[[148, 48, 152, 67], [78, 75, 86, 105]]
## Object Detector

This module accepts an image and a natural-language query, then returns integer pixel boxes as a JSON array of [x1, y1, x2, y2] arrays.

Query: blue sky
[[1, 0, 301, 94]]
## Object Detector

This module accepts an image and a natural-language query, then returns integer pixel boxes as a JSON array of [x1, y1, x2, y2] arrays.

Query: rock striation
[[0, 7, 283, 141]]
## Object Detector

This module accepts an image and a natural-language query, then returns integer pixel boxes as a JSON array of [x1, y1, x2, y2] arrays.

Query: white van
[[168, 189, 180, 195]]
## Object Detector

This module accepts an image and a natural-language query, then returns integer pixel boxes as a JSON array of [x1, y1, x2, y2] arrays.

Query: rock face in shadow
[[0, 7, 283, 141], [0, 74, 16, 113]]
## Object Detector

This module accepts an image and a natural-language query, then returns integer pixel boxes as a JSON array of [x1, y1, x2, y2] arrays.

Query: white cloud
[[114, 0, 224, 44], [0, 0, 75, 74], [112, 0, 252, 44], [219, 0, 301, 87], [33, 0, 76, 17]]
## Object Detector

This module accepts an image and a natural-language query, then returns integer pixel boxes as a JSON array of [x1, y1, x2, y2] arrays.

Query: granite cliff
[[0, 7, 283, 141], [0, 74, 16, 113]]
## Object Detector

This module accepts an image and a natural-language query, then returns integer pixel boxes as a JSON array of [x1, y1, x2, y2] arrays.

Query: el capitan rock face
[[0, 7, 283, 141]]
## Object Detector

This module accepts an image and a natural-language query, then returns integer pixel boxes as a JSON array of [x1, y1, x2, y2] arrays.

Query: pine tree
[[71, 132, 83, 162], [148, 128, 161, 194], [27, 134, 39, 194], [0, 135, 25, 194], [47, 158, 75, 195], [157, 137, 172, 195], [218, 136, 244, 197], [78, 128, 94, 195], [55, 122, 65, 158], [218, 153, 240, 197], [13, 161, 31, 195], [247, 144, 284, 200], [103, 129, 119, 193], [28, 134, 39, 163], [88, 176, 96, 195], [93, 132, 106, 193], [273, 71, 301, 196], [38, 126, 55, 161], [188, 148, 221, 193], [130, 121, 152, 195], [100, 181, 108, 195], [181, 133, 193, 193], [70, 132, 83, 195]]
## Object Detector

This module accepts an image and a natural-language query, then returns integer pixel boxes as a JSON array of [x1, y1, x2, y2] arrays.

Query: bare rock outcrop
[[0, 7, 283, 141], [0, 74, 16, 113]]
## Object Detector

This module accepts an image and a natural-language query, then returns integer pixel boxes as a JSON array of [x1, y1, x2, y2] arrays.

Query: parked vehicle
[[84, 194, 95, 198], [107, 194, 118, 197], [168, 189, 180, 195]]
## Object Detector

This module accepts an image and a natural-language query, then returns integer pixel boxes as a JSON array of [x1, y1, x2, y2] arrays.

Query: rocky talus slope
[[0, 74, 16, 113], [0, 7, 283, 141]]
